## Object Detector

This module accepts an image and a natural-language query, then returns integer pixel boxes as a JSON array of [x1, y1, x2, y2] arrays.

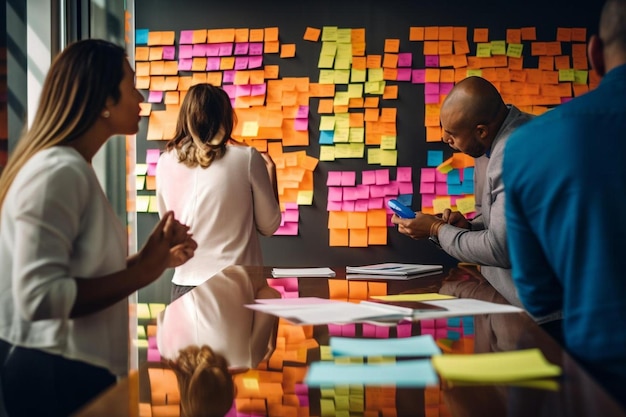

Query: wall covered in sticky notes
[[133, 0, 601, 301]]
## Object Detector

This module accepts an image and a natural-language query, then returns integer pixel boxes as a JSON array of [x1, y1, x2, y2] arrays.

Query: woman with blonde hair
[[0, 39, 197, 416], [156, 83, 281, 301]]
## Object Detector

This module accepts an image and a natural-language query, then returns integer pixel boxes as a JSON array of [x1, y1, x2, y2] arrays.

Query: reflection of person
[[157, 265, 280, 371], [165, 345, 235, 417], [392, 77, 561, 332], [503, 0, 626, 407], [156, 84, 281, 302], [0, 39, 196, 417]]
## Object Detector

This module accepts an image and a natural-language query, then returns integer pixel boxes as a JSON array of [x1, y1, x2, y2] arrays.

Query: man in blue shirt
[[503, 0, 626, 407]]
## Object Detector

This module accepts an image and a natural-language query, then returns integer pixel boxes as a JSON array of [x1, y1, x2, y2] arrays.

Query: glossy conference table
[[75, 265, 626, 417]]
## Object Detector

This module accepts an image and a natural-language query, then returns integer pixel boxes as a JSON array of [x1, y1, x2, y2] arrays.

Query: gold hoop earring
[[102, 110, 110, 118]]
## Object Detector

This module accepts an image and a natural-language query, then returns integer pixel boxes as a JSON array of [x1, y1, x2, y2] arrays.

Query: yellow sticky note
[[242, 121, 259, 137], [490, 40, 506, 55], [297, 190, 313, 205], [476, 43, 492, 57], [319, 146, 335, 161], [507, 43, 523, 58], [368, 148, 381, 165], [456, 196, 476, 214], [380, 135, 396, 150], [379, 149, 398, 166]]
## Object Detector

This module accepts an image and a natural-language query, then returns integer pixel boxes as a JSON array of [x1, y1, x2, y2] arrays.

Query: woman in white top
[[0, 39, 197, 417], [157, 84, 281, 301]]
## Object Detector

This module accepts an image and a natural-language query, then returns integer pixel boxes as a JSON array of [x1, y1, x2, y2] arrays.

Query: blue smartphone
[[387, 199, 416, 219]]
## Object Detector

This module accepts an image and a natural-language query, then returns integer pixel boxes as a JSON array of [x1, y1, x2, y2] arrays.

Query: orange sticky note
[[383, 85, 398, 99], [349, 229, 368, 247], [367, 55, 382, 68], [330, 228, 349, 247], [506, 29, 521, 44], [265, 27, 279, 42], [556, 27, 572, 42], [328, 279, 349, 300], [439, 26, 454, 41], [473, 28, 489, 43], [571, 28, 587, 42], [453, 27, 468, 41], [424, 26, 439, 40], [280, 44, 296, 58], [318, 99, 334, 114], [249, 28, 264, 42], [368, 226, 387, 245], [521, 27, 537, 40], [384, 39, 400, 53], [303, 26, 321, 42], [382, 53, 399, 68], [409, 27, 425, 41]]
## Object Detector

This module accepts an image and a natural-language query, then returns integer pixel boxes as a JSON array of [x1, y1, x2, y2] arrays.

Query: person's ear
[[476, 124, 489, 140], [588, 34, 606, 77]]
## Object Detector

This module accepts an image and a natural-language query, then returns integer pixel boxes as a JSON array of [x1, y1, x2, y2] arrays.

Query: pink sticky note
[[412, 69, 426, 83], [219, 43, 234, 56], [424, 82, 440, 95], [234, 43, 249, 55], [396, 167, 412, 182], [368, 197, 384, 209], [421, 167, 436, 182], [222, 84, 236, 99], [327, 171, 342, 186], [398, 52, 412, 67], [425, 94, 441, 104], [341, 171, 356, 186], [147, 149, 160, 164], [341, 324, 357, 337], [328, 324, 343, 336], [354, 200, 369, 212], [375, 326, 390, 338], [248, 56, 263, 68], [284, 209, 299, 222], [192, 44, 207, 57], [234, 57, 249, 70], [206, 57, 221, 71], [249, 43, 263, 55], [383, 182, 399, 196], [327, 200, 343, 211], [146, 164, 157, 176], [285, 202, 298, 210], [420, 181, 436, 194], [343, 187, 358, 201], [375, 169, 390, 185], [147, 91, 163, 103], [425, 55, 439, 67], [162, 46, 176, 60], [397, 322, 413, 338], [356, 184, 370, 199], [399, 182, 413, 194], [422, 194, 436, 207], [179, 45, 193, 59], [436, 329, 448, 339], [436, 183, 448, 195], [294, 118, 308, 131], [178, 58, 192, 71], [273, 222, 298, 236], [251, 83, 267, 96], [421, 319, 436, 329], [328, 187, 343, 201], [341, 200, 355, 212], [223, 70, 235, 83], [440, 82, 454, 94], [205, 44, 220, 57], [296, 105, 309, 119], [369, 185, 386, 198], [396, 68, 412, 81], [362, 170, 376, 185], [362, 323, 377, 338], [179, 30, 194, 44], [235, 84, 251, 97], [435, 170, 447, 182]]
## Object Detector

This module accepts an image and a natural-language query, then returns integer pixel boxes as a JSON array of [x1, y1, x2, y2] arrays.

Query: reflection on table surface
[[75, 264, 626, 417]]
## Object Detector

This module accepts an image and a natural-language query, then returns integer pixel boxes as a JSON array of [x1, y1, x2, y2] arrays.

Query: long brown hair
[[166, 83, 235, 168], [0, 39, 126, 212], [167, 345, 235, 417]]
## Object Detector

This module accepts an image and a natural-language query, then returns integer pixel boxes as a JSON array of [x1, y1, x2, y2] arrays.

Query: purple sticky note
[[234, 42, 249, 55], [440, 82, 454, 95], [179, 30, 194, 44], [327, 171, 342, 186], [296, 105, 309, 119]]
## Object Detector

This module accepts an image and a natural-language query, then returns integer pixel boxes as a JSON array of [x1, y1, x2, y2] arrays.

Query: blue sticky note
[[136, 29, 149, 45], [447, 169, 461, 185], [330, 334, 441, 357], [427, 150, 444, 167], [463, 167, 475, 179], [447, 184, 463, 195], [319, 130, 334, 144], [460, 180, 474, 194], [305, 359, 438, 387]]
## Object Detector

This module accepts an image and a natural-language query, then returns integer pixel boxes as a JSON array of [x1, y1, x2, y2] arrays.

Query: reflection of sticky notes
[[136, 196, 150, 212]]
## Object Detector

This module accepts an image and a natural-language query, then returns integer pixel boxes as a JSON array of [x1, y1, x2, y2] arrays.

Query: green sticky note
[[507, 43, 524, 58], [491, 40, 506, 55], [559, 69, 575, 82], [574, 70, 588, 84], [467, 69, 483, 77], [476, 43, 492, 57]]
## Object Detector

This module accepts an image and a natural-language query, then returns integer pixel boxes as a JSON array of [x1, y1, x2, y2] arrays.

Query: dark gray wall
[[134, 0, 602, 302]]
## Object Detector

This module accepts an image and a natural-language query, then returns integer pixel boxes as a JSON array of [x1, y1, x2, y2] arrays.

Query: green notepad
[[431, 348, 562, 383]]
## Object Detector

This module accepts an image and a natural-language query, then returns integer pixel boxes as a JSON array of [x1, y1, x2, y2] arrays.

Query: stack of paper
[[271, 267, 336, 277], [330, 334, 441, 357], [346, 263, 443, 277]]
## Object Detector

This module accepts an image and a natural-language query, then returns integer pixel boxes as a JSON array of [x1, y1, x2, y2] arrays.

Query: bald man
[[503, 0, 626, 406], [392, 76, 562, 330]]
